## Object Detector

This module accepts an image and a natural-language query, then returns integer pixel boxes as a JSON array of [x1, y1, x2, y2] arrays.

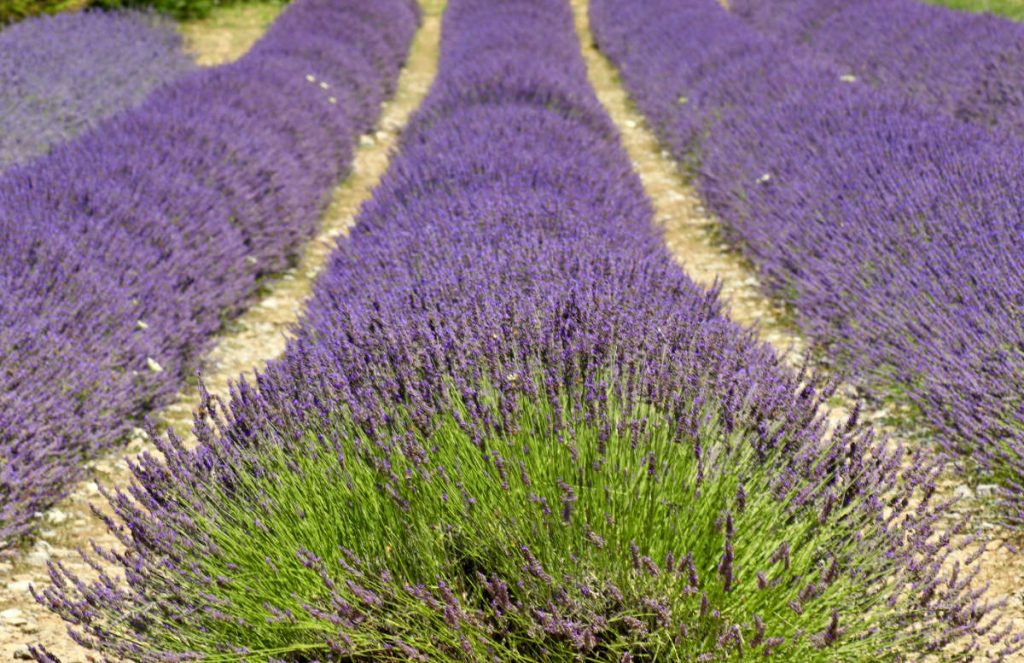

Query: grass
[[925, 0, 1024, 20]]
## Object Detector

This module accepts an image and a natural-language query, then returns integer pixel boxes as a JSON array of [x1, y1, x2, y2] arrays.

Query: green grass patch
[[924, 0, 1024, 20]]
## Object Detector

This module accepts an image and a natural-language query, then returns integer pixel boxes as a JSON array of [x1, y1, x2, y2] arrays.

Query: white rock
[[45, 509, 68, 525], [757, 172, 772, 184], [145, 357, 163, 373], [953, 485, 975, 501], [375, 131, 388, 142], [977, 484, 1000, 499], [25, 551, 49, 567], [6, 581, 32, 593], [359, 134, 376, 148], [625, 119, 638, 129], [839, 73, 858, 83], [13, 645, 33, 660], [1, 608, 26, 625], [135, 319, 149, 331]]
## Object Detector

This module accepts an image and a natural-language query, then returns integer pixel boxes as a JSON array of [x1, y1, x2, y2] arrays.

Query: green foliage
[[0, 0, 84, 25], [924, 0, 1024, 20], [86, 0, 285, 21], [0, 0, 286, 25], [92, 373, 972, 660]]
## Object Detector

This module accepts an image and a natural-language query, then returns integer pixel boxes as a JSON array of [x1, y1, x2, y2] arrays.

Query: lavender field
[[3, 0, 1024, 659]]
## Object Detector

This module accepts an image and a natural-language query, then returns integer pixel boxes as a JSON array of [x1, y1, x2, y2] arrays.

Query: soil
[[178, 2, 284, 66], [0, 3, 441, 659]]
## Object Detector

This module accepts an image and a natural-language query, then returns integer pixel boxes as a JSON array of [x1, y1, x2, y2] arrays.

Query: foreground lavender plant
[[590, 0, 1024, 527], [0, 0, 418, 547], [35, 0, 1016, 659], [0, 10, 195, 172], [730, 0, 1024, 135]]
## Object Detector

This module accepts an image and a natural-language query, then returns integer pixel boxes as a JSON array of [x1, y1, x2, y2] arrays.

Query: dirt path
[[179, 2, 285, 67], [0, 4, 441, 659], [569, 0, 1024, 655]]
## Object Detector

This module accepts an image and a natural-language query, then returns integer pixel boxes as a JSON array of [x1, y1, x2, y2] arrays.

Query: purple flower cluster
[[590, 0, 1024, 523], [0, 10, 195, 171], [36, 0, 1011, 659], [730, 0, 1024, 134], [0, 0, 418, 547]]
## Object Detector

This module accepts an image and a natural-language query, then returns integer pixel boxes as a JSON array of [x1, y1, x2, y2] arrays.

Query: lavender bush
[[590, 0, 1024, 526], [730, 0, 1024, 135], [0, 10, 195, 171], [0, 0, 418, 548], [35, 0, 1016, 659]]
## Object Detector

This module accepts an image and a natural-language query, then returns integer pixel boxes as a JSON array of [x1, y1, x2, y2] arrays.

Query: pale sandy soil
[[0, 3, 441, 659], [179, 2, 284, 66]]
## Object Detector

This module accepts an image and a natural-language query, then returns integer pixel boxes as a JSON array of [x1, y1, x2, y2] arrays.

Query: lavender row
[[591, 0, 1024, 523], [731, 0, 1024, 135], [34, 0, 1011, 659], [0, 10, 196, 172], [0, 0, 419, 547]]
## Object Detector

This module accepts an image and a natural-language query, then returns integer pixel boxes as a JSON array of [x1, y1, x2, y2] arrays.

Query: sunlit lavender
[[0, 0, 417, 547], [33, 0, 1016, 659], [0, 10, 195, 171]]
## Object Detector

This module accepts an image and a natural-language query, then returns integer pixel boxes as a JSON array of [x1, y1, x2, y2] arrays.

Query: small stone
[[305, 73, 315, 83], [839, 73, 858, 83], [359, 134, 375, 148], [46, 509, 68, 525], [245, 255, 258, 265], [26, 550, 49, 567], [328, 96, 337, 104], [319, 81, 329, 89], [625, 119, 637, 129], [1, 608, 26, 625], [145, 357, 163, 373], [19, 622, 38, 634], [757, 172, 772, 184], [13, 645, 32, 660], [953, 485, 975, 501], [977, 484, 1000, 499], [678, 95, 689, 104], [375, 130, 388, 142], [135, 319, 149, 331], [6, 581, 32, 593]]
